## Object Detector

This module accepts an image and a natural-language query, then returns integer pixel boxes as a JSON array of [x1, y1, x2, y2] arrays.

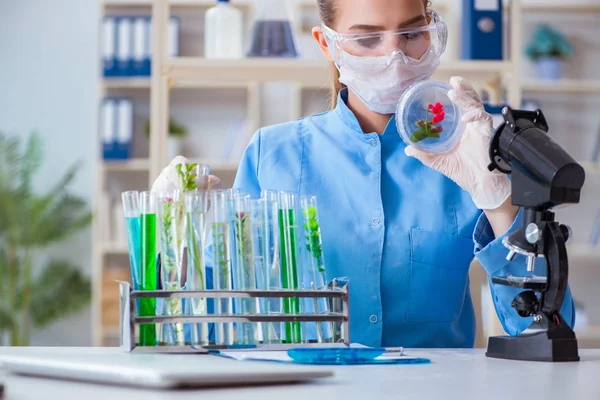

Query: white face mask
[[336, 46, 441, 115]]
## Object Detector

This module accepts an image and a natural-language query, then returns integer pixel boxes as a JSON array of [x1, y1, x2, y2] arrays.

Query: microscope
[[485, 106, 586, 362]]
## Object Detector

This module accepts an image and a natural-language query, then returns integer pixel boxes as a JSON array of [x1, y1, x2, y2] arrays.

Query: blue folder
[[461, 0, 503, 60]]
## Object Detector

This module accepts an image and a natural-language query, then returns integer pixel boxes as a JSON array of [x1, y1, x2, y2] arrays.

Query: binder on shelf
[[168, 16, 181, 58], [132, 17, 146, 77], [461, 0, 503, 60], [102, 17, 118, 77], [103, 15, 181, 79], [117, 17, 133, 76], [102, 98, 133, 160], [143, 16, 152, 76]]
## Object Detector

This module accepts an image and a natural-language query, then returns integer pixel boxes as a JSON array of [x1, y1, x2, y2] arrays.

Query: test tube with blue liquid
[[211, 190, 234, 346], [122, 191, 141, 292]]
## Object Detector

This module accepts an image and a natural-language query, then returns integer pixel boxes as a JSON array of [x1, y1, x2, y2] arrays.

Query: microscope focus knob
[[511, 291, 540, 318], [560, 224, 572, 244]]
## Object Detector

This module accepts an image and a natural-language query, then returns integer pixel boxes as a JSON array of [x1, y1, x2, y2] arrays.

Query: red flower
[[428, 102, 445, 124]]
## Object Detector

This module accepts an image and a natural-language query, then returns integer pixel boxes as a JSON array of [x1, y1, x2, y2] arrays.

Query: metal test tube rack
[[118, 281, 350, 353]]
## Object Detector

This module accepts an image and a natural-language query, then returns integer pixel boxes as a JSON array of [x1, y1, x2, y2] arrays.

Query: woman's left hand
[[404, 76, 511, 210]]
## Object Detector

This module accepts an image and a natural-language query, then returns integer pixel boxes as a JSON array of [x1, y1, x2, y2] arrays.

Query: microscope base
[[486, 331, 579, 362]]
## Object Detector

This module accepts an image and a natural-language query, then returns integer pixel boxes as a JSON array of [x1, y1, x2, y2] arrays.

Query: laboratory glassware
[[252, 196, 282, 344], [211, 189, 234, 346], [278, 191, 302, 343], [157, 190, 186, 346], [139, 191, 158, 346], [232, 194, 259, 345], [185, 190, 210, 346], [122, 191, 141, 291], [396, 80, 464, 154], [247, 0, 299, 58], [300, 195, 333, 343]]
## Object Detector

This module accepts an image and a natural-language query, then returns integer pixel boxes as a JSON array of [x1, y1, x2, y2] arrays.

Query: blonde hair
[[317, 0, 432, 108]]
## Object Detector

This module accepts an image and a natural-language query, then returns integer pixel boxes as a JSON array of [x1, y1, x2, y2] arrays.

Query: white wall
[[0, 0, 99, 345]]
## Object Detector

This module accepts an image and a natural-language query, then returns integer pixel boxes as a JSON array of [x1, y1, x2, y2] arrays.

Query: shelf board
[[166, 58, 511, 88], [103, 158, 150, 172], [103, 242, 129, 255], [522, 79, 600, 93], [103, 78, 151, 89], [520, 2, 600, 12], [102, 0, 252, 8]]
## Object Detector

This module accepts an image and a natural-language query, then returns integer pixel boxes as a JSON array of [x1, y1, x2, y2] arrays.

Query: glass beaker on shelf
[[247, 0, 300, 58]]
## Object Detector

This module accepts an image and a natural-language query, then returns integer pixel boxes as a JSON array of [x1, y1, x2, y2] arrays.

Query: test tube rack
[[118, 281, 350, 353]]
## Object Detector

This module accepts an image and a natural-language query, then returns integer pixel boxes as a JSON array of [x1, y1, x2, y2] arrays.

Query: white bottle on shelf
[[204, 0, 243, 59]]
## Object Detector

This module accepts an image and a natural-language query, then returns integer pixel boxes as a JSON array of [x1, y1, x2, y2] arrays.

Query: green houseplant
[[0, 133, 93, 346], [525, 24, 573, 80], [145, 118, 188, 160]]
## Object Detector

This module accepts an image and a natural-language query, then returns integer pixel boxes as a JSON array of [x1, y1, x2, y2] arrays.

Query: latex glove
[[404, 76, 511, 210], [151, 155, 222, 194]]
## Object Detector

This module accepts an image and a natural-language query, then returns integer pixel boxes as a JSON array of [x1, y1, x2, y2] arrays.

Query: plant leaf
[[0, 306, 16, 331], [29, 260, 91, 327]]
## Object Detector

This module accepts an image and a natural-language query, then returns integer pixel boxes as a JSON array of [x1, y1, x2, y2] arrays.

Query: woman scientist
[[153, 0, 575, 348]]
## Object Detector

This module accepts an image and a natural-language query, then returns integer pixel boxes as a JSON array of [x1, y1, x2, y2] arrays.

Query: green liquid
[[140, 213, 157, 346], [278, 209, 301, 343]]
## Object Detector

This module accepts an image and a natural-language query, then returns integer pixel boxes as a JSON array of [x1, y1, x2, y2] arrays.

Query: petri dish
[[287, 348, 385, 365], [396, 80, 464, 154]]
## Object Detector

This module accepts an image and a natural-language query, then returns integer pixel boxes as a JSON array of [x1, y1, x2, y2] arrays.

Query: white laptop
[[0, 352, 333, 389]]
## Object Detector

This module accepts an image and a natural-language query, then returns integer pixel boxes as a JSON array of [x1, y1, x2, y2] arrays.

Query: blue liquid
[[125, 216, 142, 290], [247, 20, 299, 58]]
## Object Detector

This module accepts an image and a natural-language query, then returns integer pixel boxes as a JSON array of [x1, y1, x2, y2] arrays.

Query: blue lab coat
[[164, 88, 575, 348]]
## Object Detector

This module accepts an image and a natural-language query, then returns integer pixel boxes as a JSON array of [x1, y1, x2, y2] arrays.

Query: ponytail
[[329, 62, 345, 109]]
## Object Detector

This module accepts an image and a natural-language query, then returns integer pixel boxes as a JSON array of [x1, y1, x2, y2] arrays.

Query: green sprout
[[303, 206, 325, 273]]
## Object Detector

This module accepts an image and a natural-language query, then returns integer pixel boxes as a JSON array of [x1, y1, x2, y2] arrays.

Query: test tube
[[157, 190, 185, 346], [300, 195, 333, 343], [211, 190, 234, 346], [185, 190, 210, 346], [253, 195, 282, 344], [278, 191, 302, 344], [122, 191, 141, 291], [231, 194, 259, 345], [139, 191, 157, 346]]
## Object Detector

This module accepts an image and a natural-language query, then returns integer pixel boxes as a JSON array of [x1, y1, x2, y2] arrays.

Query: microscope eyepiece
[[488, 106, 585, 210]]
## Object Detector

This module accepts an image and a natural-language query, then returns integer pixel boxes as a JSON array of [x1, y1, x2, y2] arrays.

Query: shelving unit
[[522, 79, 600, 93], [92, 0, 600, 347]]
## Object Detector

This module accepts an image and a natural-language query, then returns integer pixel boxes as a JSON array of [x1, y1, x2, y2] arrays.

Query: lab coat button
[[372, 218, 381, 226], [370, 139, 377, 147], [370, 315, 378, 324]]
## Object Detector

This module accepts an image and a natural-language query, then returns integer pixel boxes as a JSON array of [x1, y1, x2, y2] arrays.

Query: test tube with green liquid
[[278, 191, 302, 344], [211, 190, 234, 346], [233, 194, 259, 345], [185, 191, 210, 346], [140, 191, 157, 346], [157, 190, 186, 346], [300, 195, 333, 343]]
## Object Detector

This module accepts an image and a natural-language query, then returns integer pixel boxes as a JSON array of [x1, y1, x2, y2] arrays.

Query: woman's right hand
[[151, 155, 222, 194]]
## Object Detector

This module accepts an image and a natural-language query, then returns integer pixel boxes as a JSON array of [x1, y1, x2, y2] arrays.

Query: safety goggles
[[322, 9, 447, 66]]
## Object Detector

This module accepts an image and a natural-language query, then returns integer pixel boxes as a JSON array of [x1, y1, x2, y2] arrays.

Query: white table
[[1, 347, 599, 400]]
